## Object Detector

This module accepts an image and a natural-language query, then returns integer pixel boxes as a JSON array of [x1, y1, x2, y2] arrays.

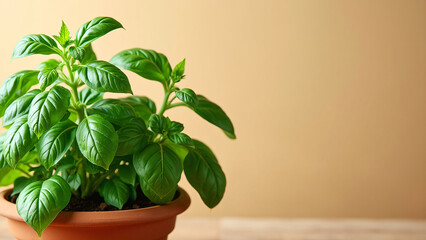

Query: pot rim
[[0, 187, 191, 226]]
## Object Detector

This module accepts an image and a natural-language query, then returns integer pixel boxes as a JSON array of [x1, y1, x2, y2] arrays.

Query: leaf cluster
[[0, 17, 235, 236]]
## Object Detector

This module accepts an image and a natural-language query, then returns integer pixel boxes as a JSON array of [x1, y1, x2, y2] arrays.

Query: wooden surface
[[0, 217, 425, 240]]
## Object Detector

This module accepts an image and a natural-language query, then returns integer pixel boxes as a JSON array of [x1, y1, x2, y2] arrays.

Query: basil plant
[[0, 17, 235, 236]]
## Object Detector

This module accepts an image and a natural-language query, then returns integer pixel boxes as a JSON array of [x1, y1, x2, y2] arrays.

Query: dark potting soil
[[8, 187, 180, 212]]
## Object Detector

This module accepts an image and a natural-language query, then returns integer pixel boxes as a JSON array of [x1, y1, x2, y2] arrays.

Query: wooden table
[[1, 217, 426, 239]]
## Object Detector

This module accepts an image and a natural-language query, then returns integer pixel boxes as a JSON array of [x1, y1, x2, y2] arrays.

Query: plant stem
[[167, 95, 177, 105], [158, 90, 172, 116], [167, 102, 187, 109], [158, 80, 176, 116]]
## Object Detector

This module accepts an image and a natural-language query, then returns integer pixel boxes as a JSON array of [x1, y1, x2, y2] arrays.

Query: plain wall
[[0, 0, 425, 218]]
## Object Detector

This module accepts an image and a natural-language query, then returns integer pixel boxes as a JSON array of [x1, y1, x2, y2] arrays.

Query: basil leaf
[[16, 176, 71, 236], [53, 21, 71, 47], [76, 114, 118, 169], [86, 161, 103, 174], [118, 164, 137, 186], [116, 117, 148, 156], [12, 34, 58, 59], [192, 95, 236, 139], [171, 58, 185, 82], [37, 120, 77, 170], [78, 87, 104, 105], [0, 165, 29, 186], [125, 96, 156, 113], [20, 151, 40, 165], [38, 59, 61, 71], [184, 140, 226, 208], [11, 177, 36, 196], [176, 88, 198, 107], [121, 96, 156, 121], [169, 121, 184, 135], [3, 90, 40, 127], [80, 44, 97, 64], [110, 48, 172, 83], [3, 116, 38, 167], [69, 46, 85, 62], [128, 184, 137, 201], [76, 60, 132, 94], [163, 140, 189, 164], [148, 114, 171, 134], [75, 17, 123, 47], [0, 70, 39, 117], [169, 133, 193, 146], [99, 177, 129, 209], [28, 86, 71, 137], [133, 144, 182, 204], [88, 99, 135, 126], [66, 173, 82, 191], [38, 68, 59, 91], [0, 134, 6, 168]]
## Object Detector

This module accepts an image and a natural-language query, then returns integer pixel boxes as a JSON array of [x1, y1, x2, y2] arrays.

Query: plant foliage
[[0, 17, 235, 236]]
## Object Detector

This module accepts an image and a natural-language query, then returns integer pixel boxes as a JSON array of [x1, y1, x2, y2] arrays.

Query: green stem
[[158, 90, 172, 116], [167, 95, 177, 105], [157, 80, 175, 116], [167, 102, 187, 109]]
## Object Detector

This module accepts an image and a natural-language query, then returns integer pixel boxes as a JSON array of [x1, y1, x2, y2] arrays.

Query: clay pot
[[0, 187, 190, 240]]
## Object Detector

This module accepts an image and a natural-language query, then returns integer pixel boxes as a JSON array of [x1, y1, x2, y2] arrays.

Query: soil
[[8, 187, 180, 212]]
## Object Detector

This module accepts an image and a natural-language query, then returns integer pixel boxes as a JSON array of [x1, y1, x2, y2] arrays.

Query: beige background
[[0, 0, 425, 218]]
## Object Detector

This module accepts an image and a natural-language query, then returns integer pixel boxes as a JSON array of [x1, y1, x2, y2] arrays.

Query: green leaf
[[118, 164, 137, 185], [169, 133, 193, 146], [38, 69, 58, 91], [133, 144, 182, 204], [78, 87, 104, 105], [121, 96, 156, 121], [192, 95, 236, 139], [116, 117, 148, 156], [37, 120, 77, 170], [184, 140, 226, 208], [11, 177, 36, 196], [80, 44, 97, 64], [28, 86, 71, 137], [76, 114, 118, 169], [3, 90, 40, 127], [75, 17, 123, 48], [86, 161, 103, 174], [163, 139, 189, 164], [76, 61, 132, 94], [169, 121, 184, 135], [0, 166, 28, 186], [148, 114, 171, 134], [20, 151, 40, 165], [0, 134, 6, 168], [125, 96, 156, 113], [3, 116, 38, 167], [12, 34, 58, 59], [16, 176, 71, 236], [110, 48, 172, 83], [66, 173, 81, 191], [99, 177, 129, 209], [37, 59, 61, 71], [176, 88, 198, 107], [128, 184, 137, 201], [172, 58, 185, 82], [53, 21, 71, 47], [69, 46, 85, 62], [88, 99, 135, 126], [0, 70, 39, 117]]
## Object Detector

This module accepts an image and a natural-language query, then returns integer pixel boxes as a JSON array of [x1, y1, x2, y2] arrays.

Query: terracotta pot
[[0, 187, 190, 240]]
